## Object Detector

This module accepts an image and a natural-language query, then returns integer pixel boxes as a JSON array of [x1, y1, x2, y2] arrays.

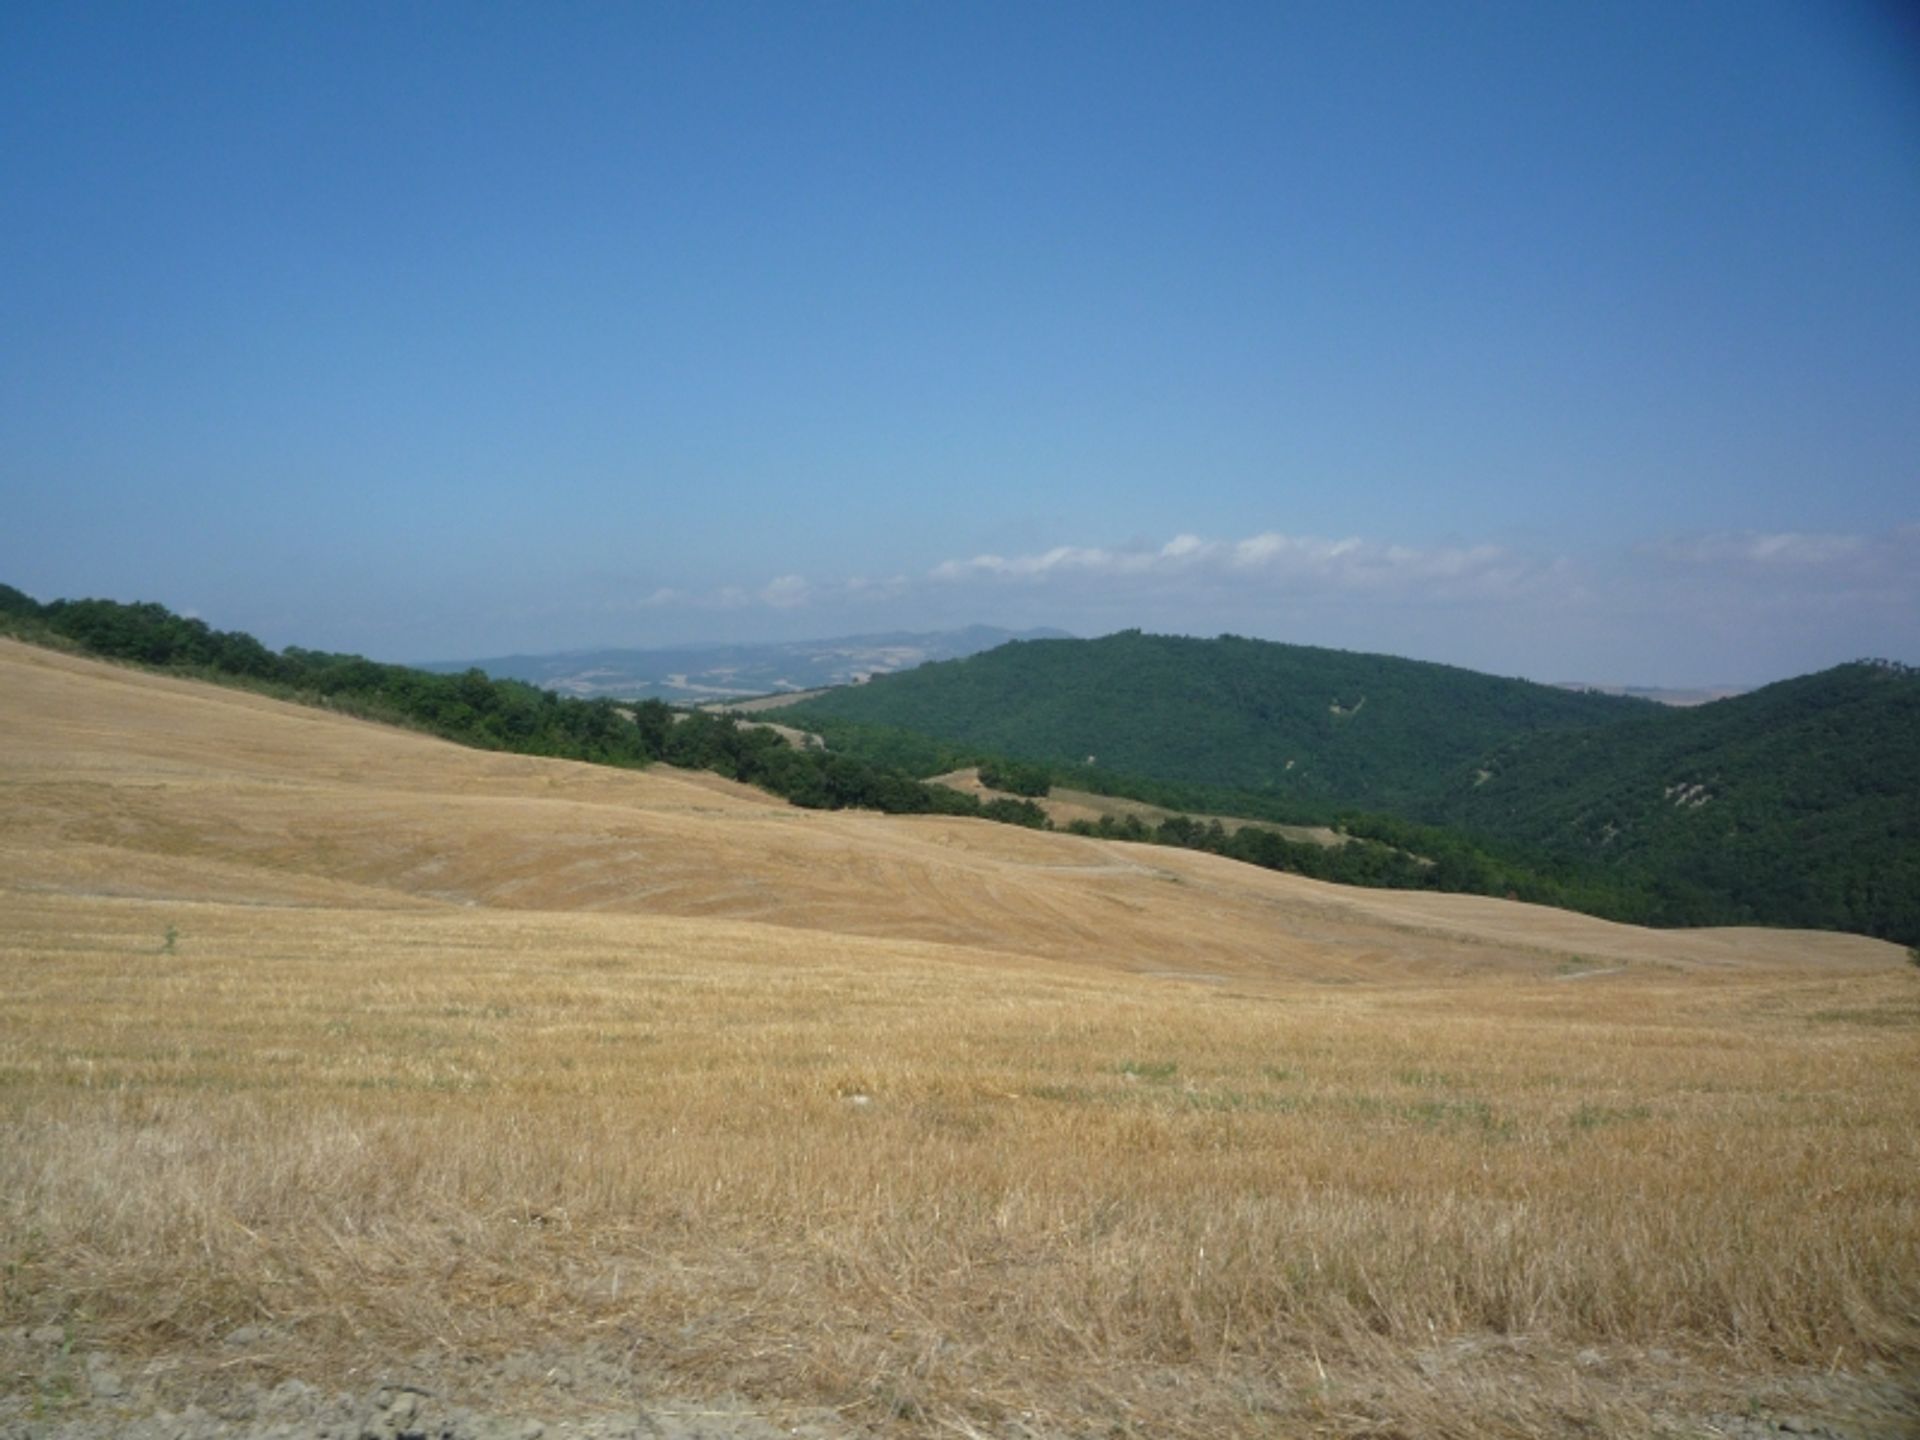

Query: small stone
[[85, 1351, 127, 1399], [387, 1392, 419, 1425], [224, 1324, 267, 1348], [268, 1378, 317, 1412], [469, 1420, 544, 1440], [28, 1324, 64, 1346]]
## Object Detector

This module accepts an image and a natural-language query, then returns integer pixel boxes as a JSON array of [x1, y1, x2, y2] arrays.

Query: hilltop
[[779, 629, 1647, 810]]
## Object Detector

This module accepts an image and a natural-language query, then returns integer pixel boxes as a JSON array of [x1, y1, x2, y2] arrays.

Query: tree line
[[0, 587, 1046, 825], [6, 585, 1912, 944]]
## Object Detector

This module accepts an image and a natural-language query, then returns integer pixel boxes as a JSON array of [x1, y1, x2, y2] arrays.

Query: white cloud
[[929, 529, 1537, 599], [1633, 528, 1920, 613], [930, 544, 1164, 580], [530, 522, 1915, 684], [760, 574, 812, 609], [1639, 530, 1874, 569]]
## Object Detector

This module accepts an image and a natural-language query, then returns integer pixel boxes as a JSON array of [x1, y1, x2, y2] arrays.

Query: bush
[[978, 759, 1051, 797]]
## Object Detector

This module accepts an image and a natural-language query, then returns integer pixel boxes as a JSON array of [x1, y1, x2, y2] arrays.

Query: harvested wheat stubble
[[1, 638, 1916, 1439]]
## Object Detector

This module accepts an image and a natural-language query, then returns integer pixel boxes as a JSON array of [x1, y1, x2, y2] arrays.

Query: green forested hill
[[780, 634, 1920, 944], [780, 630, 1646, 810], [1428, 660, 1920, 937]]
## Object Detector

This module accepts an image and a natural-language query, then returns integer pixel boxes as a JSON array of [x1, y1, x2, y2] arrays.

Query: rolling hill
[[3, 635, 1916, 1440], [778, 631, 1920, 943], [778, 629, 1648, 810], [1429, 658, 1920, 935], [6, 585, 1913, 943], [9, 633, 1865, 978]]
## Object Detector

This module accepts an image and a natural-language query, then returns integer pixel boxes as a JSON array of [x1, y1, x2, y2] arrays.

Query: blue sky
[[3, 1, 1916, 684]]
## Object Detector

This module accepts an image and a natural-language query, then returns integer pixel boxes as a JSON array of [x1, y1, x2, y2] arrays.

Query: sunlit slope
[[1, 638, 1900, 981]]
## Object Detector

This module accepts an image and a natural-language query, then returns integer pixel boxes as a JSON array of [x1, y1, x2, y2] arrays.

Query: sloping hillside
[[780, 630, 1644, 810], [10, 636, 1868, 980], [4, 638, 1916, 1440], [929, 765, 1347, 846], [1431, 660, 1920, 936]]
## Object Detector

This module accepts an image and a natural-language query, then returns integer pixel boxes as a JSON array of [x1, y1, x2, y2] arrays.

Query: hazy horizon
[[5, 3, 1916, 688], [402, 622, 1769, 695]]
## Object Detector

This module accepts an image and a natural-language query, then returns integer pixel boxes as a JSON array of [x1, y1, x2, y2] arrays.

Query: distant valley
[[420, 624, 1072, 700], [1553, 680, 1751, 706]]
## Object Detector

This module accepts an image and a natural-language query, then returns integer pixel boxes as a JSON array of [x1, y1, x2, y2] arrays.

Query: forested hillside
[[1430, 660, 1920, 937], [780, 629, 1647, 809]]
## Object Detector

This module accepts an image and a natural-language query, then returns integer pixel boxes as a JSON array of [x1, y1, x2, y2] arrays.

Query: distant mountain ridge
[[421, 625, 1073, 701]]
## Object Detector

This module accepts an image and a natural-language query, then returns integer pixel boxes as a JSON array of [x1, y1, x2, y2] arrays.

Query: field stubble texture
[[1, 639, 1916, 1439]]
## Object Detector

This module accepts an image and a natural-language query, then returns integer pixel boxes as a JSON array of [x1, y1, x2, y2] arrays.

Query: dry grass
[[929, 765, 1346, 845], [2, 639, 1917, 1437]]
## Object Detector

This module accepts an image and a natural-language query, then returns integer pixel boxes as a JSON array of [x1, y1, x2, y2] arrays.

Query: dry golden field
[[2, 638, 1916, 1438]]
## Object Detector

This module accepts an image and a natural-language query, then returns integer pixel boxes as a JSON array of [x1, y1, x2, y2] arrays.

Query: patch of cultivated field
[[2, 639, 1916, 1438], [930, 765, 1346, 846]]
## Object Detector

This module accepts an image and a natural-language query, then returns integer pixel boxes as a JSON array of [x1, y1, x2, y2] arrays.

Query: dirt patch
[[704, 689, 831, 714], [0, 1331, 848, 1439], [5, 1332, 1914, 1440]]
